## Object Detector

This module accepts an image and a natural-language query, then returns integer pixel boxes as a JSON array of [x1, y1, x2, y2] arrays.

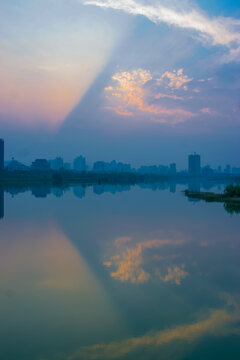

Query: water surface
[[0, 182, 240, 360]]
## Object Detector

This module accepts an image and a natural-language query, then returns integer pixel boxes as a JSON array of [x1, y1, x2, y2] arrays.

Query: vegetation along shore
[[185, 184, 240, 214]]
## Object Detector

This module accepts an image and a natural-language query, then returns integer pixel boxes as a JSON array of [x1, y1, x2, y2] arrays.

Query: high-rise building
[[73, 156, 86, 172], [188, 153, 201, 176], [0, 139, 4, 170]]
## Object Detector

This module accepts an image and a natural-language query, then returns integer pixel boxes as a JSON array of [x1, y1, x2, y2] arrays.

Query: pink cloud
[[104, 68, 196, 124]]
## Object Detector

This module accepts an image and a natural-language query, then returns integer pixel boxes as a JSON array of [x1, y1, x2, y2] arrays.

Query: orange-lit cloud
[[155, 93, 184, 100], [157, 69, 193, 90], [201, 107, 217, 116], [156, 265, 189, 285], [104, 236, 188, 284], [104, 68, 195, 123], [68, 308, 240, 359]]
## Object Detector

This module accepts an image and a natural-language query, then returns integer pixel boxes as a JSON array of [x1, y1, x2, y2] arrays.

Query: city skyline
[[1, 137, 240, 175]]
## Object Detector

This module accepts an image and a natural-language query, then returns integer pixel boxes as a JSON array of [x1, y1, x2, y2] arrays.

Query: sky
[[0, 0, 240, 168]]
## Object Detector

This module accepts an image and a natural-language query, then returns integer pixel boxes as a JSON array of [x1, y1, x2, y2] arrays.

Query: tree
[[224, 184, 238, 197]]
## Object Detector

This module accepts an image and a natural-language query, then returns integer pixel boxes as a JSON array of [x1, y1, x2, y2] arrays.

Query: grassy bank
[[184, 190, 240, 204], [184, 185, 240, 214]]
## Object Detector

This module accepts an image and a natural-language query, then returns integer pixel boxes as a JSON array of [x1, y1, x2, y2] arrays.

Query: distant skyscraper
[[0, 139, 4, 170], [73, 156, 86, 172], [188, 153, 201, 176]]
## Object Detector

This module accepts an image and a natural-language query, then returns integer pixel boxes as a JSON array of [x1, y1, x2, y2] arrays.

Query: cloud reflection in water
[[104, 235, 189, 284]]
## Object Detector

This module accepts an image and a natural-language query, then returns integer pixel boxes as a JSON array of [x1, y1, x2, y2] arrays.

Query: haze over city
[[0, 0, 240, 167]]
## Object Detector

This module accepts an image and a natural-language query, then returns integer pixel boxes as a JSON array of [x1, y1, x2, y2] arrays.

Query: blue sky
[[0, 0, 240, 168]]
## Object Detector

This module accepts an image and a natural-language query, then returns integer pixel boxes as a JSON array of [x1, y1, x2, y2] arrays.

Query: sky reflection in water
[[0, 182, 240, 360]]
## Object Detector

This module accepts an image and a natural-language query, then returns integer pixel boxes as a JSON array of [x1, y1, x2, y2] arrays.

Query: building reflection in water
[[73, 185, 86, 199], [170, 182, 176, 193], [0, 189, 4, 219], [93, 184, 131, 195], [31, 186, 51, 198]]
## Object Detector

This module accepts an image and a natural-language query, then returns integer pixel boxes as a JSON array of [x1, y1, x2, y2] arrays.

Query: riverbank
[[0, 170, 142, 186], [0, 169, 180, 187], [1, 169, 239, 187], [184, 189, 240, 214], [184, 190, 240, 204]]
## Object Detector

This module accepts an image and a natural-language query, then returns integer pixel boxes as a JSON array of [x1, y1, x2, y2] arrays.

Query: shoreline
[[184, 190, 240, 204], [1, 170, 239, 187], [184, 189, 240, 215]]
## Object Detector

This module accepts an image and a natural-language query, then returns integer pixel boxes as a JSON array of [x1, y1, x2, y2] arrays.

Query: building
[[188, 153, 201, 176], [224, 165, 231, 174], [63, 162, 71, 170], [50, 157, 64, 170], [169, 163, 177, 175], [6, 158, 29, 171], [106, 161, 131, 173], [93, 161, 105, 172], [232, 167, 240, 174], [138, 165, 168, 174], [202, 165, 214, 177], [31, 159, 50, 171], [73, 156, 86, 172], [0, 139, 4, 170], [93, 160, 132, 173]]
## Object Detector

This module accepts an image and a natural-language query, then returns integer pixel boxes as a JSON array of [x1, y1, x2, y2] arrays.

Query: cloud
[[201, 107, 217, 116], [68, 308, 240, 359], [83, 0, 240, 62], [155, 265, 189, 285], [104, 236, 188, 284], [157, 69, 193, 90], [104, 68, 196, 123]]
